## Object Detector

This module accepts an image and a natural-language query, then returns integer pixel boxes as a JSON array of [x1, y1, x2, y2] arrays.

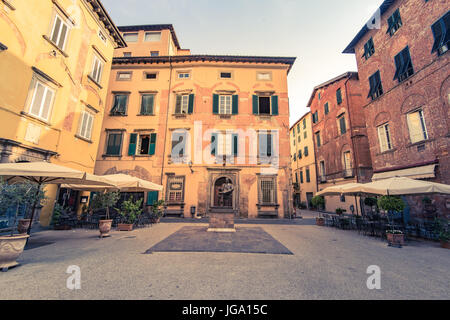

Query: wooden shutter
[[128, 133, 137, 156], [232, 134, 238, 156], [212, 94, 219, 114], [271, 95, 278, 115], [175, 95, 182, 114], [252, 95, 259, 115], [147, 191, 159, 206], [188, 94, 194, 114], [232, 94, 239, 114], [149, 133, 156, 155], [211, 133, 217, 155], [378, 125, 388, 152]]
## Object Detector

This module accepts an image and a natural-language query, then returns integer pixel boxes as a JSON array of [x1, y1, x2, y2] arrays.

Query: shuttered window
[[259, 132, 274, 158], [171, 131, 187, 162], [407, 110, 428, 144], [28, 79, 55, 122], [393, 46, 414, 82], [140, 94, 154, 115], [258, 176, 277, 204], [78, 110, 94, 140], [147, 191, 159, 206], [110, 94, 128, 115], [387, 9, 402, 36], [377, 123, 393, 152], [368, 71, 383, 100], [90, 54, 104, 84], [338, 114, 347, 135], [50, 14, 70, 51], [106, 132, 123, 155], [336, 88, 342, 105], [431, 11, 450, 55], [252, 95, 278, 115], [363, 37, 375, 60], [166, 176, 185, 203]]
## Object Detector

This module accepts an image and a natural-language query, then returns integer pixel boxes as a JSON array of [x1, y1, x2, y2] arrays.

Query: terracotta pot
[[151, 217, 160, 224], [0, 234, 30, 271], [387, 232, 405, 247], [117, 223, 133, 231], [99, 220, 112, 238], [441, 241, 450, 249], [316, 218, 325, 226], [17, 219, 31, 234]]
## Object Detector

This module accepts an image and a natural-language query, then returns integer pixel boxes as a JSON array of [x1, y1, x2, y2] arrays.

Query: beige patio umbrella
[[62, 174, 163, 192], [0, 162, 116, 235], [316, 182, 365, 216], [343, 177, 450, 196]]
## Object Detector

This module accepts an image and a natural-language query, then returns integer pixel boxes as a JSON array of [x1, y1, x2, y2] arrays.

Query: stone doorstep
[[207, 228, 236, 233]]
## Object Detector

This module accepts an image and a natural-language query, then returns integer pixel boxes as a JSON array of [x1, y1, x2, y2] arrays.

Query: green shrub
[[311, 196, 325, 210], [377, 196, 405, 213], [118, 198, 143, 224]]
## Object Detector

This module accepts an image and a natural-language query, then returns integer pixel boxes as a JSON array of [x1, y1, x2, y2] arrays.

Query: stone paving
[[1, 212, 449, 300]]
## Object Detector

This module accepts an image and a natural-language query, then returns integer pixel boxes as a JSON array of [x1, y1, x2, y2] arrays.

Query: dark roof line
[[306, 71, 358, 108], [290, 111, 311, 131], [342, 0, 396, 54], [89, 0, 127, 48], [117, 24, 181, 49], [113, 54, 297, 72], [0, 42, 7, 51]]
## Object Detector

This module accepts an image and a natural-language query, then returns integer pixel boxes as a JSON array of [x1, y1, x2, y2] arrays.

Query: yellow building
[[0, 0, 125, 225], [94, 24, 296, 219], [290, 112, 317, 209]]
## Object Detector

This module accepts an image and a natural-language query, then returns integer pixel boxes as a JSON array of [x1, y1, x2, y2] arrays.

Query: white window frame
[[123, 32, 138, 43], [256, 72, 272, 81], [116, 71, 132, 81], [407, 109, 428, 144], [178, 72, 190, 79], [50, 13, 71, 51], [144, 32, 162, 42], [377, 123, 393, 152], [175, 94, 189, 114], [219, 95, 232, 115], [26, 76, 56, 122], [90, 53, 104, 84], [77, 109, 94, 141]]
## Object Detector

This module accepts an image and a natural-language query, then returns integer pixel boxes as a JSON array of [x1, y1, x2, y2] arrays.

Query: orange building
[[94, 24, 296, 219]]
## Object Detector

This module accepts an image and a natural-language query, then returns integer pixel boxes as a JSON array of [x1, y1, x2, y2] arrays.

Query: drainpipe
[[160, 56, 173, 188]]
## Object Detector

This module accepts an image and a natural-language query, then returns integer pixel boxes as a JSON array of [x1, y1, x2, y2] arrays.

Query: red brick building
[[343, 0, 450, 185], [307, 72, 373, 213]]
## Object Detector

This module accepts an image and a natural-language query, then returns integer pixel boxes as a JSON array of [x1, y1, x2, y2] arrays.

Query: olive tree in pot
[[150, 200, 165, 224], [0, 181, 46, 271], [90, 191, 120, 238], [378, 196, 405, 248], [117, 198, 143, 231]]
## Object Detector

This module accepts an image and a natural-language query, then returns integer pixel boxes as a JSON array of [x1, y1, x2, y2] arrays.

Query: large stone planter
[[0, 234, 29, 271], [17, 219, 31, 234], [208, 212, 236, 233], [99, 220, 112, 238]]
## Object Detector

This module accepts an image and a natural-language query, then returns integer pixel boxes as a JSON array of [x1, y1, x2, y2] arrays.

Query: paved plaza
[[1, 213, 449, 300]]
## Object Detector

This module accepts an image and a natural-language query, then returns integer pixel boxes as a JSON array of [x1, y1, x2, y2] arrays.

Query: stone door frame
[[206, 168, 241, 217]]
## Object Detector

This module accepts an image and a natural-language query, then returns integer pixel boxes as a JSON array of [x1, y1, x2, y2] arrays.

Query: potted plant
[[378, 196, 406, 248], [0, 181, 45, 271], [16, 184, 46, 234], [434, 219, 450, 249], [335, 208, 346, 215], [117, 198, 143, 231], [90, 191, 120, 238], [316, 215, 325, 226], [150, 199, 165, 224], [311, 196, 325, 212]]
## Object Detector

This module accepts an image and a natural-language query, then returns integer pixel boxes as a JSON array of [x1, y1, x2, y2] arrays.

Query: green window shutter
[[149, 133, 156, 155], [271, 95, 279, 115], [306, 169, 310, 182], [188, 94, 194, 114], [336, 89, 342, 105], [340, 117, 347, 134], [211, 133, 217, 155], [128, 133, 137, 156], [252, 95, 259, 115], [212, 94, 219, 114], [232, 94, 239, 114], [175, 95, 182, 114], [232, 134, 238, 156], [147, 191, 159, 206], [300, 171, 304, 184]]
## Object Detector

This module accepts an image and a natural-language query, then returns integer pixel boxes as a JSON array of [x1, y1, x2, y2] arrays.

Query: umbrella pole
[[26, 180, 42, 236], [355, 195, 359, 216]]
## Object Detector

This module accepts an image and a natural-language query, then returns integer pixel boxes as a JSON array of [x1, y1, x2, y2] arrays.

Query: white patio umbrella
[[316, 182, 365, 216], [62, 174, 163, 192]]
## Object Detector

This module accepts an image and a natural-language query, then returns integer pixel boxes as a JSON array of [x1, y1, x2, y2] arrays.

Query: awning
[[372, 164, 436, 181]]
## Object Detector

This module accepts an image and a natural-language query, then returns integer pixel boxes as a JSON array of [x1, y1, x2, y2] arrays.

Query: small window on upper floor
[[387, 9, 402, 37], [362, 37, 375, 60], [256, 72, 272, 81], [123, 52, 132, 57], [144, 32, 161, 42], [123, 33, 138, 43], [336, 88, 342, 105], [90, 53, 104, 85], [49, 13, 71, 51], [98, 30, 107, 44], [393, 46, 414, 83], [368, 71, 383, 100], [116, 71, 132, 81], [178, 72, 191, 79], [150, 51, 159, 57], [220, 72, 232, 79], [144, 72, 157, 80], [431, 11, 450, 56]]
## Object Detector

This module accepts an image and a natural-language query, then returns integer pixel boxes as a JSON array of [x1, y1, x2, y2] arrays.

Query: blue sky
[[102, 0, 384, 126]]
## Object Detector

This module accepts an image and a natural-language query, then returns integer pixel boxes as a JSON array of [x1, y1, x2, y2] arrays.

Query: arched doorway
[[213, 177, 234, 208]]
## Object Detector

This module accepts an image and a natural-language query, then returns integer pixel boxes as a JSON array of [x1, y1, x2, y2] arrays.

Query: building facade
[[290, 112, 317, 209], [343, 0, 449, 218], [308, 72, 373, 214], [0, 0, 125, 225], [94, 25, 296, 219]]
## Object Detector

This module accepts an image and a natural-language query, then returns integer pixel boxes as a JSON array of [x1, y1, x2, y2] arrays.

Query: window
[[116, 72, 132, 81], [213, 94, 238, 115], [318, 92, 321, 100], [258, 132, 274, 158], [123, 52, 132, 57], [304, 131, 307, 139], [377, 123, 393, 152], [300, 171, 304, 184], [150, 51, 159, 57], [257, 72, 272, 81], [393, 46, 414, 82], [219, 95, 232, 114], [98, 30, 107, 44], [303, 119, 306, 129], [211, 132, 238, 157], [315, 132, 321, 147], [147, 191, 159, 206], [27, 77, 56, 122], [306, 168, 311, 183], [253, 95, 279, 116], [431, 11, 450, 55], [343, 151, 352, 177], [128, 133, 156, 156], [178, 72, 190, 79], [338, 114, 347, 134], [387, 9, 402, 36], [363, 38, 375, 60], [258, 176, 277, 204], [105, 132, 123, 155], [90, 54, 104, 84], [319, 161, 326, 181], [336, 88, 342, 105], [171, 131, 188, 162], [220, 72, 232, 79], [144, 32, 161, 42], [297, 135, 301, 143], [50, 14, 70, 51], [324, 102, 329, 115], [368, 71, 383, 100], [140, 94, 154, 115], [166, 176, 185, 203], [110, 94, 128, 115], [407, 109, 428, 143], [297, 125, 300, 134], [293, 153, 296, 161], [298, 149, 302, 159], [304, 146, 309, 157], [340, 195, 346, 203], [77, 109, 94, 140], [312, 111, 318, 123], [175, 94, 194, 114], [144, 72, 157, 80], [123, 33, 138, 43], [295, 172, 298, 183]]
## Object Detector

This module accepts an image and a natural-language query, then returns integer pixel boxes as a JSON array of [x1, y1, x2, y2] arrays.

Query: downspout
[[160, 56, 173, 189]]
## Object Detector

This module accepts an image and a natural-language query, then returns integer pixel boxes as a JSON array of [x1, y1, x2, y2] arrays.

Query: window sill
[[406, 139, 433, 148], [257, 203, 280, 208], [133, 154, 155, 158], [102, 154, 122, 158], [137, 114, 155, 117], [217, 114, 233, 119], [74, 134, 93, 144], [376, 148, 397, 156], [109, 113, 128, 117], [172, 113, 190, 118], [87, 75, 103, 89], [42, 35, 68, 57], [20, 111, 51, 127]]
